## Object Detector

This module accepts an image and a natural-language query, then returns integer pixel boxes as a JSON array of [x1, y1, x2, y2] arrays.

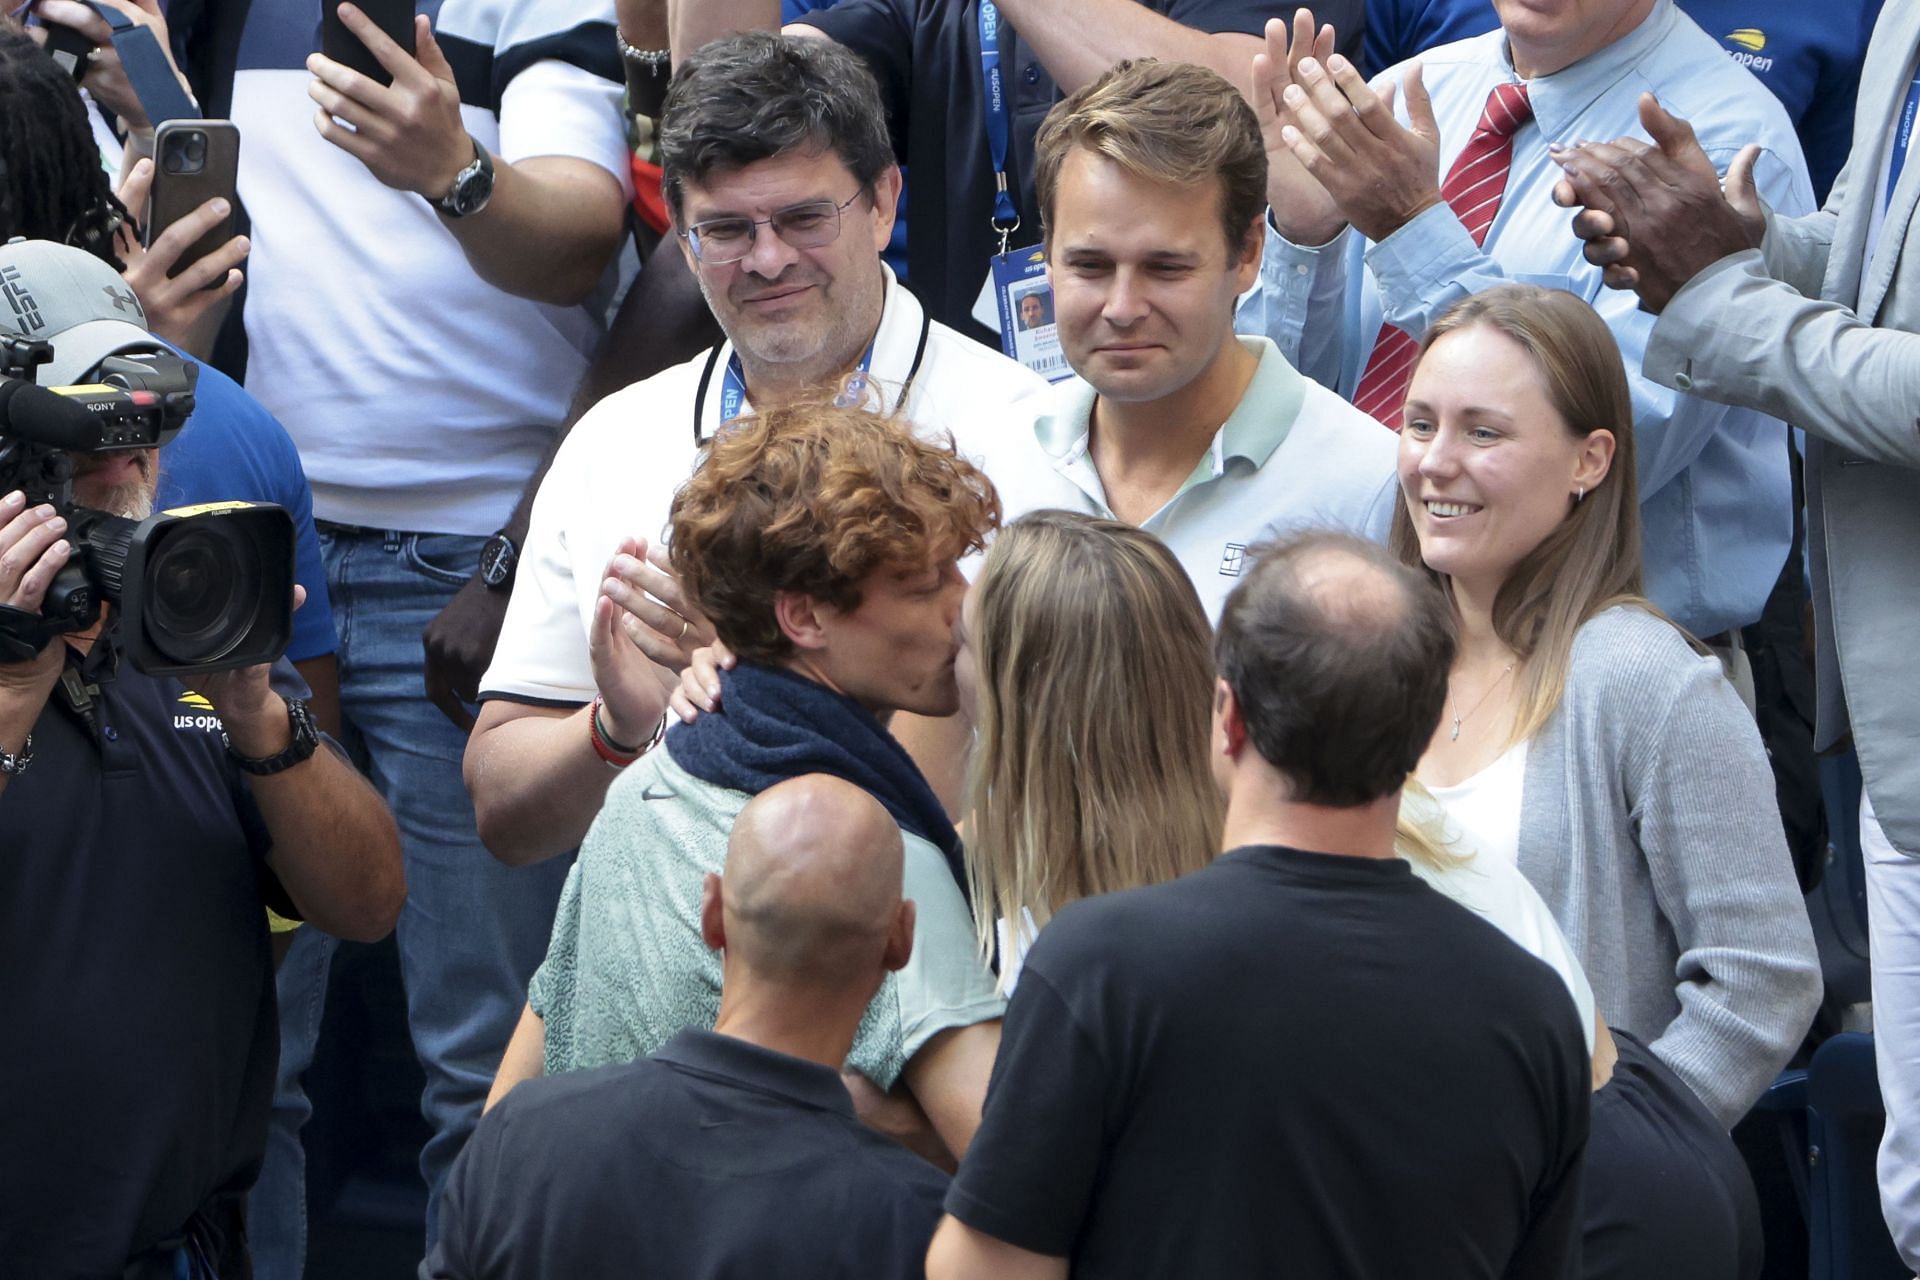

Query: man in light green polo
[[952, 57, 1395, 622]]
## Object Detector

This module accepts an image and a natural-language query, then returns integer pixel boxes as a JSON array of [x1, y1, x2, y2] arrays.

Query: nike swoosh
[[640, 784, 677, 801]]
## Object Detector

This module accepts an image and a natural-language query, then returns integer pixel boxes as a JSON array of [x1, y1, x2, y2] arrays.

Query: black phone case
[[320, 0, 417, 88], [145, 120, 242, 286]]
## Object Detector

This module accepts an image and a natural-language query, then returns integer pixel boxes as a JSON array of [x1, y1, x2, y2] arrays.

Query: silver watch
[[434, 137, 496, 219], [0, 732, 32, 777]]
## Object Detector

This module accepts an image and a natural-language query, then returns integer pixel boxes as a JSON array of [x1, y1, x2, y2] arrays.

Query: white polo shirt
[[950, 337, 1400, 622], [481, 271, 1051, 704]]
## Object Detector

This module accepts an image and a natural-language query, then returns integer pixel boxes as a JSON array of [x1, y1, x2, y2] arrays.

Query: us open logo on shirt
[[1219, 542, 1248, 577], [1723, 28, 1772, 73], [175, 690, 224, 733]]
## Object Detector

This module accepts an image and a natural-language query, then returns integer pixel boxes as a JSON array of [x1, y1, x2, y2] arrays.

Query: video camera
[[0, 335, 295, 676]]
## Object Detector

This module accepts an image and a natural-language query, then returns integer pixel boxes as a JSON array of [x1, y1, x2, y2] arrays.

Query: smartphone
[[145, 120, 242, 286], [320, 0, 417, 88], [39, 11, 99, 81]]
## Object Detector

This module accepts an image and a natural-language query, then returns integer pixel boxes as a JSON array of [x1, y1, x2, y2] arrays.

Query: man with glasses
[[465, 31, 1046, 870]]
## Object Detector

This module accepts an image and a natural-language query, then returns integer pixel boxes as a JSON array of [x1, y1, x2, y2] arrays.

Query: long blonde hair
[[964, 511, 1222, 964], [1389, 284, 1660, 743]]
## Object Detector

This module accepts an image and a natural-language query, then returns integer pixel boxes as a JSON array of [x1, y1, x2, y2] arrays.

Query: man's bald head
[[704, 775, 914, 988], [1214, 531, 1456, 806]]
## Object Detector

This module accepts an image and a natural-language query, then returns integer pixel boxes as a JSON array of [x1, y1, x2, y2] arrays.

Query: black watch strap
[[226, 698, 321, 776]]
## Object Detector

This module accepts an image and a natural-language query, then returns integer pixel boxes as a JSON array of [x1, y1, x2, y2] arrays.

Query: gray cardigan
[[1517, 606, 1822, 1126]]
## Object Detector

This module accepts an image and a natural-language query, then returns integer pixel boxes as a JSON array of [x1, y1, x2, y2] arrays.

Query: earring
[[1575, 486, 1586, 503]]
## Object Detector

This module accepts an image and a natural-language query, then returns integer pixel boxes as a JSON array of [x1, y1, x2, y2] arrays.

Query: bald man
[[425, 777, 949, 1280]]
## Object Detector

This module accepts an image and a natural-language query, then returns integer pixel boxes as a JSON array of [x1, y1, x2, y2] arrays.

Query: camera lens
[[185, 135, 206, 163], [143, 521, 264, 667]]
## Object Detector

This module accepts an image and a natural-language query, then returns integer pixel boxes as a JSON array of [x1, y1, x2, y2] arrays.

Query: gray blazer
[[1645, 0, 1920, 853]]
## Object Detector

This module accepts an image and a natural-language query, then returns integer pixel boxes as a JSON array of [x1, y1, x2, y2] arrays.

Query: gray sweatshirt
[[1517, 606, 1821, 1126]]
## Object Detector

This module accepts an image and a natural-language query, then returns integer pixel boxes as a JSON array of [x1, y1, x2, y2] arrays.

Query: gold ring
[[678, 618, 689, 642]]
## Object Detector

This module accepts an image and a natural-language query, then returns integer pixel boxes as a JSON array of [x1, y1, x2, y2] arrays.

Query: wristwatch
[[226, 698, 321, 776], [434, 137, 495, 219], [478, 531, 519, 590], [0, 733, 31, 778]]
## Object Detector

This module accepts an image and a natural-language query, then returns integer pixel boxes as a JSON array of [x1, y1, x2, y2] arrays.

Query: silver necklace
[[1449, 661, 1516, 741]]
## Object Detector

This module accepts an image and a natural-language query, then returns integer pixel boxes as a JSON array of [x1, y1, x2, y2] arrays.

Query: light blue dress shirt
[[1238, 0, 1818, 637]]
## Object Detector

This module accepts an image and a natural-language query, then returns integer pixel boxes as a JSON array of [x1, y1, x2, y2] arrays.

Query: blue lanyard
[[1889, 66, 1920, 212], [717, 344, 877, 425], [978, 0, 1022, 249]]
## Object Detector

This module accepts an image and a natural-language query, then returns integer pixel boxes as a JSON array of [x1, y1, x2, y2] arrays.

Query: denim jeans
[[245, 925, 336, 1279], [247, 527, 570, 1264]]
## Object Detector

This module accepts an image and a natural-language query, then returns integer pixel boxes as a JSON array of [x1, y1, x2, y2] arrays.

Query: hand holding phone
[[145, 120, 241, 282], [309, 6, 475, 201]]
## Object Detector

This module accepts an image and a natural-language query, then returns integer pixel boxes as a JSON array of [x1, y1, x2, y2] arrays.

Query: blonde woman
[[955, 510, 1221, 990], [1393, 283, 1821, 1131]]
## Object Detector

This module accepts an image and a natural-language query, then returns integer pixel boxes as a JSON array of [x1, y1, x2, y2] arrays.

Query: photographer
[[0, 247, 405, 1277]]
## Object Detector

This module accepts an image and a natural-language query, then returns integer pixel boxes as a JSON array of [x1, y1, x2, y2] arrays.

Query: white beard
[[94, 481, 155, 521]]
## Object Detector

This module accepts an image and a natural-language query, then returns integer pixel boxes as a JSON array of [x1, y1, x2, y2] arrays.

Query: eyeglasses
[[681, 191, 864, 265]]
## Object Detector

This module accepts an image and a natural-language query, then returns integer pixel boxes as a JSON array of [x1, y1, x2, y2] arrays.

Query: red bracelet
[[589, 697, 646, 769]]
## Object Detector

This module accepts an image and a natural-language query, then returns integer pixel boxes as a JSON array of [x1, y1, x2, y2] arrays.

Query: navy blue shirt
[[0, 642, 284, 1274], [156, 354, 338, 663], [425, 1029, 949, 1280], [1362, 0, 1887, 198], [800, 0, 1315, 342]]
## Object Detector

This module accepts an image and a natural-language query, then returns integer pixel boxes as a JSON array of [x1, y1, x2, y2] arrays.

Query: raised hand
[[28, 0, 191, 133], [1276, 55, 1442, 244], [588, 537, 711, 747], [1550, 93, 1765, 313], [307, 7, 475, 200], [114, 159, 247, 355], [1250, 10, 1347, 245]]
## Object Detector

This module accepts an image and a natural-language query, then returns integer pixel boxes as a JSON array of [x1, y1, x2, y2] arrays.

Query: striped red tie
[[1351, 82, 1534, 428]]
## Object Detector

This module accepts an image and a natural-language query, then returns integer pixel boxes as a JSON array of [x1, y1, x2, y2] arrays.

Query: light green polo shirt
[[530, 745, 1005, 1088], [953, 337, 1399, 622]]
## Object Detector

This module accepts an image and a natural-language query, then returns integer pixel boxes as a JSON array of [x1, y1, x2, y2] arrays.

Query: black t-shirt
[[800, 0, 1355, 342], [0, 644, 280, 1274], [946, 844, 1591, 1278], [426, 1029, 950, 1280]]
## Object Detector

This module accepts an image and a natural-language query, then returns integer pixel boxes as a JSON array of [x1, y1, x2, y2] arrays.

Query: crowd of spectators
[[0, 0, 1915, 1275]]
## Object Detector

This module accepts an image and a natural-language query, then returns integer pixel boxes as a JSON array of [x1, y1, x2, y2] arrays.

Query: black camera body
[[0, 336, 296, 676]]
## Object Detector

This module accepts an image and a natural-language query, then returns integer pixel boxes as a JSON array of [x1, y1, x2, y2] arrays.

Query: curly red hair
[[669, 402, 1001, 663]]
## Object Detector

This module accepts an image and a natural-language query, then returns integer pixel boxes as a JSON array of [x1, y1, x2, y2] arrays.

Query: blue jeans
[[257, 527, 570, 1259], [246, 925, 336, 1279]]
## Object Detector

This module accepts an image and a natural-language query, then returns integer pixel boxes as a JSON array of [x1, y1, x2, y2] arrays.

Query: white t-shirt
[[481, 271, 1051, 703], [1426, 738, 1530, 867], [946, 337, 1398, 622], [229, 0, 635, 535], [1402, 786, 1599, 1053]]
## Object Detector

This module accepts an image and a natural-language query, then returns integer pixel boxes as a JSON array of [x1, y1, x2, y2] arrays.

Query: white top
[[995, 908, 1040, 998], [947, 337, 1398, 623], [1401, 786, 1598, 1053], [481, 271, 1051, 703], [228, 0, 636, 535], [1425, 738, 1530, 867]]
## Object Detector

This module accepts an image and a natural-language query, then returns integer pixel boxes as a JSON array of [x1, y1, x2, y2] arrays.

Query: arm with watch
[[195, 656, 407, 943], [305, 3, 628, 308]]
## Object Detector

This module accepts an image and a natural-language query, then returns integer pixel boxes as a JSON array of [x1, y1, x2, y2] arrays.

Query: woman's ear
[[1573, 427, 1617, 494]]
